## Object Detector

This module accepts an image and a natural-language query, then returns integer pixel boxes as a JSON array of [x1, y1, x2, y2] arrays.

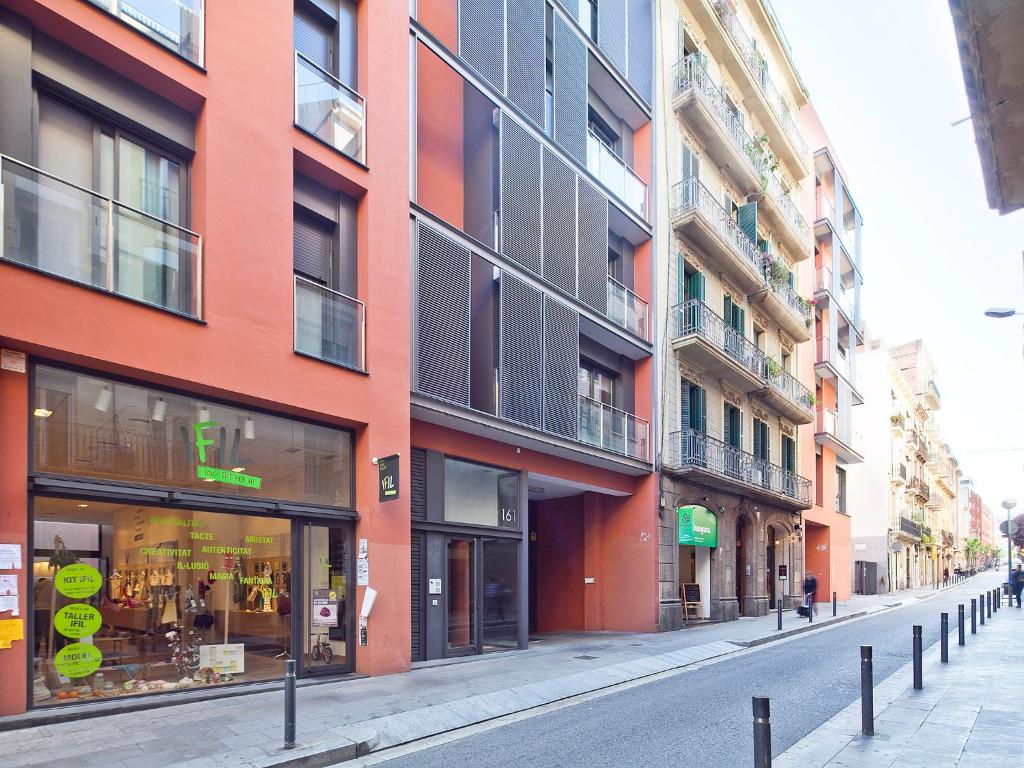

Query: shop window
[[30, 498, 292, 707], [443, 457, 519, 528], [32, 365, 353, 508]]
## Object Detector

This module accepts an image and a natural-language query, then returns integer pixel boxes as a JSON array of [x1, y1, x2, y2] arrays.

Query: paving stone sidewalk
[[0, 579, 973, 768], [775, 575, 1023, 768]]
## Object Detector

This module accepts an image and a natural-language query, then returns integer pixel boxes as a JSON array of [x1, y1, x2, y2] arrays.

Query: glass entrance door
[[446, 537, 476, 654], [302, 523, 353, 674]]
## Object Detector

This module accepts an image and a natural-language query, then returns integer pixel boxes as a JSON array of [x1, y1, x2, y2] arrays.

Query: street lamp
[[1002, 498, 1017, 586]]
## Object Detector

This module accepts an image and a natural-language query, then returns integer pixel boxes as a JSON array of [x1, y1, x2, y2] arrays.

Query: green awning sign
[[678, 505, 717, 548]]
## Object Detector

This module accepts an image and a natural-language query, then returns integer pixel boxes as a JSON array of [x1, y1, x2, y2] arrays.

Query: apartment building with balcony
[[0, 0, 412, 717], [409, 1, 658, 658], [848, 338, 958, 593], [798, 107, 864, 601], [655, 0, 813, 625]]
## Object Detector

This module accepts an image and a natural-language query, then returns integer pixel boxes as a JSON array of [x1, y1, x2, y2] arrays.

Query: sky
[[771, 0, 1024, 515]]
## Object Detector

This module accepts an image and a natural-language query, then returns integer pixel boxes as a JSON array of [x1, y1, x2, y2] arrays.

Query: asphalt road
[[373, 577, 1005, 767]]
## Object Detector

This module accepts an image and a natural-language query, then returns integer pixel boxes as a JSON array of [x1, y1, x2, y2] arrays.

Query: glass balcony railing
[[714, 2, 807, 158], [577, 394, 649, 461], [816, 406, 861, 451], [294, 275, 365, 371], [0, 154, 202, 318], [670, 177, 764, 279], [295, 52, 366, 164], [606, 277, 649, 340], [815, 335, 830, 366], [586, 130, 648, 219], [88, 0, 204, 65], [835, 283, 855, 319], [815, 264, 832, 293], [815, 191, 836, 224], [674, 299, 767, 381]]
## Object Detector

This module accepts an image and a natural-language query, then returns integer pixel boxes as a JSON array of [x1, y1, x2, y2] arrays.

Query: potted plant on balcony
[[747, 134, 777, 194]]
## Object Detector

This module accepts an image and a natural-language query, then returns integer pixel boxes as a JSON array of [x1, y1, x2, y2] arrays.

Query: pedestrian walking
[[803, 570, 818, 616], [943, 567, 949, 587], [1012, 565, 1024, 609]]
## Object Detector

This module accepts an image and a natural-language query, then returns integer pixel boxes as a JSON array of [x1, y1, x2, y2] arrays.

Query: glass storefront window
[[32, 365, 352, 508], [443, 458, 519, 528], [31, 498, 292, 707]]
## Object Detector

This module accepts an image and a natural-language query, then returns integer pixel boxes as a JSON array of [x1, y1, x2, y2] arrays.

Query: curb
[[727, 610, 869, 647]]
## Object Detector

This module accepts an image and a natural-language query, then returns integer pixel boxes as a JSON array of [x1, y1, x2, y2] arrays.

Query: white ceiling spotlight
[[244, 416, 255, 440], [94, 386, 112, 413], [152, 397, 167, 423]]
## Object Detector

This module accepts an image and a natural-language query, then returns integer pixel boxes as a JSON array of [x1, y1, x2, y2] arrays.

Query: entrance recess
[[767, 526, 777, 610], [736, 518, 748, 615], [302, 522, 353, 675]]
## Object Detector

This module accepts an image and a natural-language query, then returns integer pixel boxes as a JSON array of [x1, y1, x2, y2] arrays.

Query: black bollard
[[993, 589, 999, 612], [980, 594, 985, 625], [912, 625, 923, 690], [986, 591, 991, 619], [284, 658, 296, 749], [971, 598, 977, 634], [753, 696, 772, 768], [860, 645, 874, 736], [777, 599, 782, 631], [958, 604, 965, 646], [833, 591, 837, 617], [940, 613, 948, 663]]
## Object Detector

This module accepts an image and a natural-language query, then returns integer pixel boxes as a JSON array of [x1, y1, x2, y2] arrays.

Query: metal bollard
[[833, 591, 837, 617], [986, 591, 991, 619], [971, 598, 977, 634], [940, 613, 948, 663], [753, 696, 772, 768], [980, 594, 985, 625], [958, 604, 965, 646], [912, 625, 923, 690], [284, 658, 296, 749], [860, 645, 874, 736], [993, 589, 999, 612], [777, 599, 782, 631]]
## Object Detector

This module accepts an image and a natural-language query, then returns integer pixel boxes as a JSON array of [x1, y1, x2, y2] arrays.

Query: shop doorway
[[301, 522, 354, 675], [443, 535, 520, 656]]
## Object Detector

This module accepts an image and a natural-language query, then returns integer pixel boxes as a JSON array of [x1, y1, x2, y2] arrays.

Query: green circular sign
[[54, 643, 103, 679], [54, 603, 102, 639], [55, 563, 102, 599]]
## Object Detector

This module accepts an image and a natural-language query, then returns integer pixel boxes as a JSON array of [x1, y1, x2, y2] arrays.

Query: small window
[[579, 359, 618, 407]]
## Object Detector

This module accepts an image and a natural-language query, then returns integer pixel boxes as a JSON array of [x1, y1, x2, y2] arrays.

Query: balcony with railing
[[815, 191, 836, 226], [294, 275, 365, 371], [87, 0, 204, 65], [586, 130, 648, 219], [672, 300, 766, 392], [908, 476, 930, 501], [670, 178, 765, 292], [664, 429, 811, 509], [814, 405, 864, 463], [760, 172, 812, 257], [671, 54, 763, 194], [578, 394, 650, 461], [606, 277, 649, 340], [891, 462, 908, 486], [899, 515, 922, 540], [923, 379, 941, 410], [712, 2, 808, 168], [295, 52, 366, 164], [750, 259, 812, 341], [761, 360, 813, 424], [0, 154, 202, 318]]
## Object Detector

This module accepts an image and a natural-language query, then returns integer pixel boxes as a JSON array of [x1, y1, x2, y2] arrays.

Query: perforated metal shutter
[[294, 210, 333, 285], [501, 116, 543, 275], [410, 532, 424, 662], [542, 149, 577, 294], [627, 0, 653, 103], [416, 223, 471, 405], [459, 0, 504, 92], [598, 0, 627, 75], [543, 297, 579, 439], [577, 179, 608, 313], [553, 14, 587, 164], [294, 7, 333, 71], [411, 448, 426, 522], [499, 273, 544, 428], [506, 0, 545, 127]]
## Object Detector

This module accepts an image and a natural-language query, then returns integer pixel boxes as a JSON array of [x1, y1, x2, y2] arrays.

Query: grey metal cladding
[[416, 222, 471, 406], [506, 0, 546, 126], [598, 0, 627, 75], [499, 273, 544, 429], [627, 0, 653, 103], [459, 0, 504, 92], [553, 14, 587, 164], [543, 296, 579, 439], [542, 148, 577, 294], [501, 115, 543, 275], [577, 178, 608, 313]]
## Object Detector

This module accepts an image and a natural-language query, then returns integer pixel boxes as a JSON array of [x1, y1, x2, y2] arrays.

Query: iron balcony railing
[[606, 276, 649, 340], [763, 262, 812, 326], [765, 359, 813, 413], [900, 515, 922, 539], [88, 0, 204, 65], [586, 130, 648, 219], [672, 54, 764, 177], [894, 462, 908, 482], [674, 299, 767, 380], [0, 154, 203, 318], [295, 51, 366, 164], [666, 429, 811, 504], [294, 275, 365, 371], [714, 2, 807, 157], [764, 172, 810, 247], [577, 394, 650, 461], [671, 177, 764, 279], [909, 477, 930, 501]]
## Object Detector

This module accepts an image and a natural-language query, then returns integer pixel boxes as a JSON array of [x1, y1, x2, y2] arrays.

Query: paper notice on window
[[0, 544, 21, 570], [0, 575, 17, 596], [0, 596, 19, 616], [357, 558, 369, 586], [0, 619, 24, 648]]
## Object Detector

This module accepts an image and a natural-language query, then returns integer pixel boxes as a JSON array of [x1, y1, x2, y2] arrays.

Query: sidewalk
[[0, 579, 975, 768], [776, 574, 1023, 768]]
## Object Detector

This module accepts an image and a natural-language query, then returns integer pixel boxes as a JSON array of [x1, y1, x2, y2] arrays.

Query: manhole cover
[[574, 655, 599, 660]]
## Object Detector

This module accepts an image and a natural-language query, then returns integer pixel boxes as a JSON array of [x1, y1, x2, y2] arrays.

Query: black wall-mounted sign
[[378, 454, 399, 502]]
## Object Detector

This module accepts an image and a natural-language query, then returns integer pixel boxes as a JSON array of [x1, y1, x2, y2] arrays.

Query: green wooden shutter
[[697, 387, 707, 433], [678, 254, 685, 304], [765, 425, 771, 462], [737, 306, 746, 335], [724, 295, 733, 323], [737, 409, 744, 450], [681, 379, 691, 432], [723, 403, 731, 445], [753, 419, 762, 457], [737, 201, 757, 243], [695, 271, 705, 300]]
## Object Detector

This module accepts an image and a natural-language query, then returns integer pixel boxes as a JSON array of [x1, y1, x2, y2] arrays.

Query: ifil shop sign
[[677, 505, 718, 548], [193, 422, 263, 489]]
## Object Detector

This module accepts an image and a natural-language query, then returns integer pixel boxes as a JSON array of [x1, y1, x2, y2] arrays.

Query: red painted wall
[[534, 497, 585, 632]]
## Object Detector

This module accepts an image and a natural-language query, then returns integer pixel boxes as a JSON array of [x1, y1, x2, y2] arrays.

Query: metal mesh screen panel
[[459, 0, 504, 92], [598, 0, 627, 75], [506, 0, 545, 126], [577, 178, 608, 313], [553, 14, 587, 164], [501, 115, 543, 275], [499, 273, 544, 428], [542, 148, 578, 294], [543, 296, 579, 439], [627, 0, 653, 103]]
